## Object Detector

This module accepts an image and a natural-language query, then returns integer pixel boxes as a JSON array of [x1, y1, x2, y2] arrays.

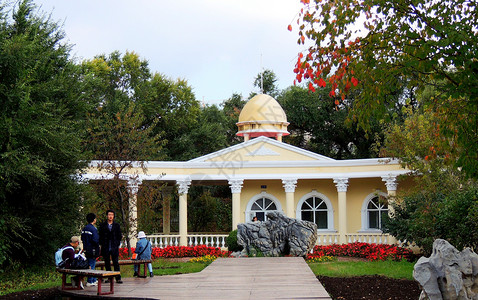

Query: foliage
[[292, 0, 478, 178], [278, 85, 379, 159], [171, 105, 230, 160], [308, 243, 416, 262], [82, 52, 166, 253], [136, 181, 168, 234], [0, 0, 90, 268], [384, 184, 478, 255], [251, 69, 280, 98], [188, 186, 232, 232], [139, 73, 201, 160], [225, 230, 243, 252], [220, 93, 247, 145]]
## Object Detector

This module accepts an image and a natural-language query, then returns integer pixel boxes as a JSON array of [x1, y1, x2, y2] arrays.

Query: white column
[[228, 179, 243, 230], [381, 175, 398, 197], [127, 178, 142, 247], [382, 175, 398, 244], [333, 178, 349, 244], [282, 179, 297, 218], [177, 179, 191, 246]]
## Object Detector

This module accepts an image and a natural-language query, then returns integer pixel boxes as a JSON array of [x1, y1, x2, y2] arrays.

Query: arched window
[[245, 192, 282, 222], [296, 191, 334, 231], [360, 192, 389, 232]]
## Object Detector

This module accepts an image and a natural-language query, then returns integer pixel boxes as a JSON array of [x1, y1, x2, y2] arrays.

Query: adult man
[[81, 213, 100, 287], [99, 210, 123, 283], [61, 236, 84, 289]]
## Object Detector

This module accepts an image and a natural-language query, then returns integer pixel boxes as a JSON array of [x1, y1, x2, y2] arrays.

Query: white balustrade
[[146, 234, 228, 248], [344, 233, 391, 245], [316, 234, 339, 245]]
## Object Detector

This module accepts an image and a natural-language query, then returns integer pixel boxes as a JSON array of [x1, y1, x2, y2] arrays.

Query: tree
[[221, 93, 247, 145], [252, 69, 279, 98], [292, 0, 478, 178], [82, 52, 164, 253], [0, 0, 90, 267], [384, 184, 478, 255], [278, 85, 379, 159]]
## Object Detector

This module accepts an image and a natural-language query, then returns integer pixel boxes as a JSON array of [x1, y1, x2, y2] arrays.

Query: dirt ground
[[318, 274, 422, 300]]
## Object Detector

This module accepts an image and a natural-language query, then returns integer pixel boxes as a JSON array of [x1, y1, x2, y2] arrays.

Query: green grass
[[307, 259, 415, 280]]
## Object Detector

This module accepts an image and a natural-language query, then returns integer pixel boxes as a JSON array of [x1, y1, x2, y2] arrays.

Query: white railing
[[187, 234, 227, 248], [346, 233, 390, 244], [146, 235, 180, 248], [316, 234, 340, 245], [146, 234, 228, 248]]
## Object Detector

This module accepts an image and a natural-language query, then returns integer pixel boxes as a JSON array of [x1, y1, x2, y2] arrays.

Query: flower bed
[[306, 242, 416, 262], [118, 245, 230, 260]]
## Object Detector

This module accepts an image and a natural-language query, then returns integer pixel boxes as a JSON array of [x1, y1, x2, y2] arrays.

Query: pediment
[[188, 136, 335, 163]]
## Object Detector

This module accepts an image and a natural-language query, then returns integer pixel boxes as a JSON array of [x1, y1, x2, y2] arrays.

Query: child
[[133, 231, 153, 277]]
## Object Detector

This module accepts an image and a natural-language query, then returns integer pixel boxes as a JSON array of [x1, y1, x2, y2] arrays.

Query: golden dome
[[236, 94, 289, 141], [238, 94, 287, 123]]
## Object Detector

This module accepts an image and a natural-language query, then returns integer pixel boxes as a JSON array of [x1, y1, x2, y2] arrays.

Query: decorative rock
[[237, 211, 317, 257], [413, 239, 478, 300]]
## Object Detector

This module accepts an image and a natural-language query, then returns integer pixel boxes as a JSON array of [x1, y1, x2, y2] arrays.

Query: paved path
[[63, 257, 331, 299]]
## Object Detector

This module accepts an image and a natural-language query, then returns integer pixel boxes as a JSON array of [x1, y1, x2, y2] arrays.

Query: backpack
[[55, 246, 74, 267]]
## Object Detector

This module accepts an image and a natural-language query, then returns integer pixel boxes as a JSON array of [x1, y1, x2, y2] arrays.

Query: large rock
[[237, 211, 317, 257], [413, 239, 478, 300]]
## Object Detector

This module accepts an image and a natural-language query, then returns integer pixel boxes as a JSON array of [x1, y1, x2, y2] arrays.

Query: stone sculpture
[[413, 239, 478, 300], [236, 211, 317, 257]]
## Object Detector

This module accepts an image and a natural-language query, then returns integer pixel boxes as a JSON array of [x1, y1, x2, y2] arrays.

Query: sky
[[33, 0, 307, 105]]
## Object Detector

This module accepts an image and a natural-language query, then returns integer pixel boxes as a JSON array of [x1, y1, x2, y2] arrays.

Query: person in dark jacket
[[61, 236, 80, 269], [98, 209, 123, 283], [81, 213, 100, 286], [61, 236, 83, 289]]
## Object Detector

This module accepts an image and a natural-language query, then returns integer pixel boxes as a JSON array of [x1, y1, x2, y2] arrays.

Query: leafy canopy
[[291, 0, 478, 178]]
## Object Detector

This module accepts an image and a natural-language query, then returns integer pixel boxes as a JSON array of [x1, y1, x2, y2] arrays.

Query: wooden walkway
[[61, 257, 331, 299]]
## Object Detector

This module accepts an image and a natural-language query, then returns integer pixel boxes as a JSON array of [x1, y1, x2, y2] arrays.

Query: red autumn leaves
[[292, 50, 359, 100]]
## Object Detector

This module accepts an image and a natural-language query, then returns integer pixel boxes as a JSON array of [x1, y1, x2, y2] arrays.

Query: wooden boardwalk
[[62, 257, 331, 299]]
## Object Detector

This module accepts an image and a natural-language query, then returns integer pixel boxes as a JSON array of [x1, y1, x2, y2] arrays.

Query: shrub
[[225, 230, 243, 252], [384, 184, 478, 255]]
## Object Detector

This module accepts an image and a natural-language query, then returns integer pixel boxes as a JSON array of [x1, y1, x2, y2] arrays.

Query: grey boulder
[[237, 211, 317, 257]]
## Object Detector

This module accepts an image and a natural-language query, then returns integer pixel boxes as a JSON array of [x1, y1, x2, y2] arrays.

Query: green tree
[[293, 0, 478, 178], [221, 93, 246, 145], [139, 73, 201, 161], [0, 0, 90, 267], [81, 52, 164, 253], [384, 184, 478, 255], [252, 69, 279, 98], [278, 85, 379, 159]]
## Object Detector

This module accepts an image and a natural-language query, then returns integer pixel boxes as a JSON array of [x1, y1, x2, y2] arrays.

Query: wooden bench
[[95, 259, 152, 278], [56, 268, 120, 295]]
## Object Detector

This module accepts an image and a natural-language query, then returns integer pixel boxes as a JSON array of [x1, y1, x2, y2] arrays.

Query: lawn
[[307, 259, 415, 280]]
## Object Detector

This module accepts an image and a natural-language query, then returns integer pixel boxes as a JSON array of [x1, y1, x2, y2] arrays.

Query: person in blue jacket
[[133, 231, 153, 277], [81, 213, 100, 286]]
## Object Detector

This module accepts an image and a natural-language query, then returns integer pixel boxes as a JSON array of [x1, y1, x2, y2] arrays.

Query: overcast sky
[[33, 0, 306, 105]]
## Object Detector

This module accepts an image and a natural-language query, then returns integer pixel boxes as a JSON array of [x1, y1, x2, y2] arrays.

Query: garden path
[[62, 257, 331, 299]]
